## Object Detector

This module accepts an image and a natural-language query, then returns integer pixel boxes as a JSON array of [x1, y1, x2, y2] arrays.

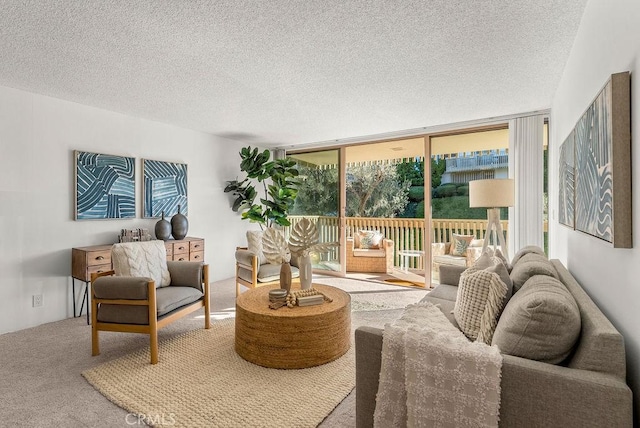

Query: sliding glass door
[[287, 149, 343, 274]]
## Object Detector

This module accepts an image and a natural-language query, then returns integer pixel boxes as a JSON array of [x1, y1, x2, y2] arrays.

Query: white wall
[[0, 85, 251, 334], [549, 0, 640, 419]]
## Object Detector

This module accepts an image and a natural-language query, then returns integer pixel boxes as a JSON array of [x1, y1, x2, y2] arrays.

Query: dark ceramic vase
[[171, 205, 189, 240], [155, 211, 172, 241]]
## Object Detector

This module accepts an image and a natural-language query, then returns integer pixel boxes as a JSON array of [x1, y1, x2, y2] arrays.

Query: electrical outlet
[[32, 294, 43, 308]]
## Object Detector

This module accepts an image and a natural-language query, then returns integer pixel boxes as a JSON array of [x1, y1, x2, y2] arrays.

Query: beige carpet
[[82, 318, 355, 428]]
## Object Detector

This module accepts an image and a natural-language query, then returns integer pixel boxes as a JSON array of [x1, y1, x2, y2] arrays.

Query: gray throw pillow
[[511, 245, 546, 266], [492, 275, 581, 364], [509, 255, 557, 293]]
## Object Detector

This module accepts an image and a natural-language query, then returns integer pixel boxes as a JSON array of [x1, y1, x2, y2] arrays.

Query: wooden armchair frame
[[90, 264, 211, 364]]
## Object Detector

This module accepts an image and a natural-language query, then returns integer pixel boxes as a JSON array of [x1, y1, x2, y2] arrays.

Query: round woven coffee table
[[235, 283, 351, 369]]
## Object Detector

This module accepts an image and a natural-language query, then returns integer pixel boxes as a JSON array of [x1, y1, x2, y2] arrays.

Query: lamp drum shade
[[469, 179, 515, 208]]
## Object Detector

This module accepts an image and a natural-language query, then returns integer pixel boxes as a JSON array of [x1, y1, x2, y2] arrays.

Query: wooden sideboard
[[71, 237, 205, 323]]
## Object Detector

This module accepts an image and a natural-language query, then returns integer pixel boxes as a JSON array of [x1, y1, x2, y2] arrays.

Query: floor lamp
[[469, 179, 514, 259]]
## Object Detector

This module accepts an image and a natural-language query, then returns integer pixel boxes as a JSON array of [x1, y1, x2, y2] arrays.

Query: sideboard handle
[[194, 244, 200, 248], [178, 246, 185, 250], [178, 258, 185, 261], [96, 256, 105, 260]]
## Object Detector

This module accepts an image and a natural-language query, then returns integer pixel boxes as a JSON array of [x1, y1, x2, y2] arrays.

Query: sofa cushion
[[449, 233, 474, 256], [433, 254, 467, 267], [97, 286, 203, 325], [510, 254, 557, 293], [454, 267, 508, 344], [511, 245, 546, 266], [492, 275, 581, 364], [112, 240, 171, 287], [427, 283, 458, 301], [420, 295, 459, 328]]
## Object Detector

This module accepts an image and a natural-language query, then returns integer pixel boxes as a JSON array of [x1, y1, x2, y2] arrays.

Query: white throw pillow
[[246, 230, 267, 265], [111, 240, 171, 287]]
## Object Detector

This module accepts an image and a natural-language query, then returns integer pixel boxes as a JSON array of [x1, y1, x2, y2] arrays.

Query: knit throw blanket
[[373, 302, 502, 428]]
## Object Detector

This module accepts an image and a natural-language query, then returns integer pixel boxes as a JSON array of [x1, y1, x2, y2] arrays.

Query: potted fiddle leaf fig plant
[[224, 146, 301, 228]]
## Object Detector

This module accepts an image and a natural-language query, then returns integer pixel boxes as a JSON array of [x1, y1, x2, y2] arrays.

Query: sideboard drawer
[[173, 253, 189, 262], [173, 242, 189, 255], [87, 250, 111, 266], [190, 240, 204, 253], [87, 264, 112, 277], [190, 251, 204, 262]]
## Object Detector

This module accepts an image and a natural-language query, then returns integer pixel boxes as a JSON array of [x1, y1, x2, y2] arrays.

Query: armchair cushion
[[97, 286, 203, 325], [93, 276, 150, 300], [167, 261, 204, 291], [235, 248, 257, 268], [353, 248, 386, 258], [112, 240, 171, 287]]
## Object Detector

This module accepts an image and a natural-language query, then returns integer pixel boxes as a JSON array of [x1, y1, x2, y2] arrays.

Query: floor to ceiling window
[[429, 128, 510, 282]]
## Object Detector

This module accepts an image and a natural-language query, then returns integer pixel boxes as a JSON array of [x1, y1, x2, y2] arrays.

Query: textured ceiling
[[0, 1, 586, 148]]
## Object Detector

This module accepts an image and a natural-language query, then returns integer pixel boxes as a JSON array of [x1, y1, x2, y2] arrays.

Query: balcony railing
[[445, 154, 508, 172], [286, 215, 511, 270]]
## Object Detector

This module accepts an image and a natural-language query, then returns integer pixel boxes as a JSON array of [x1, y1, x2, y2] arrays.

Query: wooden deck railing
[[286, 215, 518, 269]]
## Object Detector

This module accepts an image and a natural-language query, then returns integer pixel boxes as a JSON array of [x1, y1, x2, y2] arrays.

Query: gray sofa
[[355, 254, 633, 427]]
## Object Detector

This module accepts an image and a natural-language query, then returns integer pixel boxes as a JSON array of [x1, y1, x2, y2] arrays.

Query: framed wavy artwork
[[142, 159, 188, 218], [74, 151, 136, 220]]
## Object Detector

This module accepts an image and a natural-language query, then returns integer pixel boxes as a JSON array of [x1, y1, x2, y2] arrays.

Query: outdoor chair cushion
[[353, 248, 386, 258]]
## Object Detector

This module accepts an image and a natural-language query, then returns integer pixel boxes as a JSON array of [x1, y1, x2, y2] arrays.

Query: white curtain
[[509, 115, 545, 254]]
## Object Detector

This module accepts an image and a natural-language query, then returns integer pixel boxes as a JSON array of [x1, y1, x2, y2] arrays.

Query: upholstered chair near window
[[90, 240, 210, 364], [235, 230, 300, 296], [345, 230, 394, 274]]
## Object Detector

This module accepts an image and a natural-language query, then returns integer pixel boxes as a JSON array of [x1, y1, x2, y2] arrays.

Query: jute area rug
[[82, 318, 355, 428]]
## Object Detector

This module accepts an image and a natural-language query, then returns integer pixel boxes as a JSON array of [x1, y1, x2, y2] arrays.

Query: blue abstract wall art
[[142, 159, 188, 218], [75, 151, 136, 220]]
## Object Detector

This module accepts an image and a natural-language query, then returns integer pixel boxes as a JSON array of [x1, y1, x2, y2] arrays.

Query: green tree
[[431, 157, 446, 188], [396, 159, 424, 186], [346, 164, 410, 217], [290, 166, 339, 216]]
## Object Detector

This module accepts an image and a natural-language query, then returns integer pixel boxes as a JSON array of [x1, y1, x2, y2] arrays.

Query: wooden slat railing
[[285, 216, 533, 270]]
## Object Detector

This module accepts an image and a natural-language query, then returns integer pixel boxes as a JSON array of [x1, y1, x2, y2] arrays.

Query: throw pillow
[[246, 230, 267, 265], [112, 240, 171, 287], [357, 230, 383, 249], [509, 255, 557, 293], [492, 275, 581, 364], [449, 234, 474, 257], [493, 248, 512, 272], [470, 251, 514, 306], [511, 245, 546, 266], [454, 266, 508, 344]]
